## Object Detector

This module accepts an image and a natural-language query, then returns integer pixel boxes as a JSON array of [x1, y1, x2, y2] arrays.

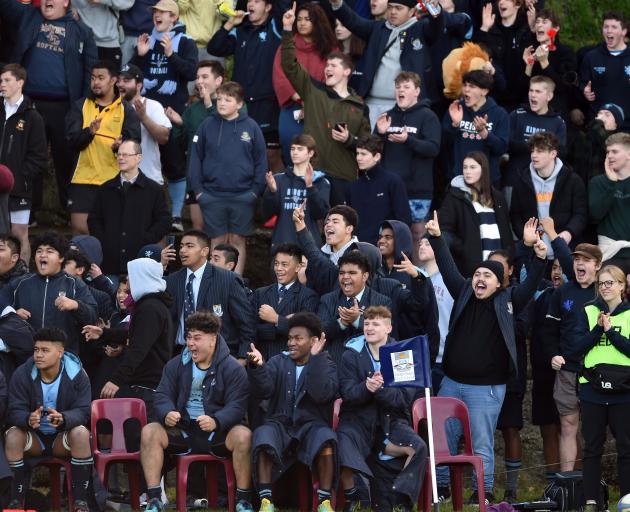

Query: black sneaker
[[7, 499, 24, 509], [437, 486, 451, 503], [73, 499, 90, 512], [467, 491, 495, 507], [503, 489, 518, 504]]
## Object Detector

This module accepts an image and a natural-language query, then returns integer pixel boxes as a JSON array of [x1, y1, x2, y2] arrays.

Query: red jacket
[[272, 33, 332, 107]]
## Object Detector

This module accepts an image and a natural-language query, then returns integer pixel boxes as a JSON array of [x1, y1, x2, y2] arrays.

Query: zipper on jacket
[[7, 134, 13, 155], [0, 120, 7, 157], [42, 277, 49, 327]]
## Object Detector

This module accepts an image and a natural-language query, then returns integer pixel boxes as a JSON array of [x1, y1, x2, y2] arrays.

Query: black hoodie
[[579, 43, 630, 130], [379, 219, 414, 288], [377, 99, 441, 200]]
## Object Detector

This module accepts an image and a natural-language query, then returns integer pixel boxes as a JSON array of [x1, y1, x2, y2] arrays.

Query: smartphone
[[334, 122, 348, 131], [166, 235, 176, 247]]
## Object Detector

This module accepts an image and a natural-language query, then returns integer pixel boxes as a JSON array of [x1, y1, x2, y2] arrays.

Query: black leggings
[[581, 399, 630, 501]]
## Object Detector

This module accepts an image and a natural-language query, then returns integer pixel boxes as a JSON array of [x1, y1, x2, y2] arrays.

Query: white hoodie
[[127, 258, 166, 302]]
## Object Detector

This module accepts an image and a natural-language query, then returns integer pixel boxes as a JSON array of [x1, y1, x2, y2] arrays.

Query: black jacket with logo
[[0, 96, 47, 201]]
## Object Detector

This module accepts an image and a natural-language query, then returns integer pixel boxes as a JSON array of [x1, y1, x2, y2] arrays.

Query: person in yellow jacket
[[65, 60, 141, 235], [575, 264, 630, 512]]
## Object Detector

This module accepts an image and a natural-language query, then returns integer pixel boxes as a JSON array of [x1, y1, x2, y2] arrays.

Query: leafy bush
[[546, 0, 625, 49]]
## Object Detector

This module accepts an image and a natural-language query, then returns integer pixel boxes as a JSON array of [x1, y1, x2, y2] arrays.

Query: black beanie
[[474, 260, 504, 285], [388, 0, 417, 8]]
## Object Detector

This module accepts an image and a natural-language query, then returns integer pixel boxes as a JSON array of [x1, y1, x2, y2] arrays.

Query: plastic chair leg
[[451, 466, 464, 512]]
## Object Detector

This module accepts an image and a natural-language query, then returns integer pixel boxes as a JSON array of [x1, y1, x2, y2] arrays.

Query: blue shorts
[[408, 199, 432, 223]]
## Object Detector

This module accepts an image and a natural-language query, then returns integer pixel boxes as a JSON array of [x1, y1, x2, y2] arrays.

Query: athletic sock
[[71, 456, 94, 501], [344, 486, 359, 502], [236, 488, 254, 503], [147, 485, 163, 501], [505, 458, 522, 493], [258, 484, 273, 502], [317, 488, 332, 504], [9, 459, 26, 503]]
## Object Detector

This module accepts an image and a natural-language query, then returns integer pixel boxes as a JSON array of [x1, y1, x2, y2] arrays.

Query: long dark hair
[[464, 151, 493, 208], [294, 3, 337, 59]]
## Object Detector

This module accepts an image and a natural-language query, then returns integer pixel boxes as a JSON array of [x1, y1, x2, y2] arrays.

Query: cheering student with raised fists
[[427, 212, 547, 505]]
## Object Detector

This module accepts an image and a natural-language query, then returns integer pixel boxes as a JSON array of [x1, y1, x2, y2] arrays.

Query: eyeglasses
[[117, 153, 139, 158], [598, 280, 616, 289]]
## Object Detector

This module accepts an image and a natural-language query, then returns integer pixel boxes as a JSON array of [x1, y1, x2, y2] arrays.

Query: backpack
[[543, 471, 608, 511]]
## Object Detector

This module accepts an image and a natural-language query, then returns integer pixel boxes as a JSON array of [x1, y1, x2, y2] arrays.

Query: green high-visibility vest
[[579, 304, 630, 384]]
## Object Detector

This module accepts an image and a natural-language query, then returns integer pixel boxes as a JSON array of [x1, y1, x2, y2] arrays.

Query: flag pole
[[424, 388, 440, 512]]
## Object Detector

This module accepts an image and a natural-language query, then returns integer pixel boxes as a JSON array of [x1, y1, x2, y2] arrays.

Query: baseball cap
[[120, 64, 144, 82], [571, 243, 603, 263], [151, 0, 179, 17]]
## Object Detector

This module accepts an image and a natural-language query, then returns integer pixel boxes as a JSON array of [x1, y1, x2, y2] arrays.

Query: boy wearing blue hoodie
[[346, 136, 412, 245], [189, 81, 268, 275], [443, 70, 509, 185], [4, 328, 92, 512]]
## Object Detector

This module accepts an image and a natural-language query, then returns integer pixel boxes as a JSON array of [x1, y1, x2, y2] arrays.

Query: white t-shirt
[[136, 97, 172, 185]]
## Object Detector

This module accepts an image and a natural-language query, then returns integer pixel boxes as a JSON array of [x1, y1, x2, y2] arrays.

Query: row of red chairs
[[35, 397, 485, 511]]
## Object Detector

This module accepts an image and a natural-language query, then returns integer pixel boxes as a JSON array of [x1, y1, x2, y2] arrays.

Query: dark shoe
[[503, 489, 518, 504], [236, 500, 255, 512], [172, 217, 184, 232], [73, 499, 90, 512], [7, 499, 24, 509], [437, 486, 451, 503], [467, 491, 495, 507]]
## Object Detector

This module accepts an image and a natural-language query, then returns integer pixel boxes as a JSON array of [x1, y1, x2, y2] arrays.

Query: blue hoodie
[[189, 112, 268, 198], [442, 96, 510, 184], [346, 163, 412, 245], [8, 352, 91, 430], [262, 166, 331, 248]]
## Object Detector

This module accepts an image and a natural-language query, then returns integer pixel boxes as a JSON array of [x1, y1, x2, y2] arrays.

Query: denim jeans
[[436, 376, 506, 492]]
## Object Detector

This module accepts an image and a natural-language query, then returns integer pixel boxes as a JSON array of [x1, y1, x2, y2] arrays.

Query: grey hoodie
[[529, 158, 563, 257], [72, 0, 134, 48], [127, 258, 166, 302]]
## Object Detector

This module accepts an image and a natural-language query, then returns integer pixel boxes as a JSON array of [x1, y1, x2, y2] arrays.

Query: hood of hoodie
[[0, 259, 28, 284], [529, 157, 563, 190], [346, 334, 367, 353], [450, 174, 473, 194], [391, 98, 433, 115], [71, 235, 103, 266], [209, 111, 251, 146], [379, 220, 413, 266], [463, 95, 501, 117], [127, 258, 166, 301], [355, 241, 383, 277], [285, 166, 327, 183], [180, 333, 231, 368], [29, 351, 83, 381]]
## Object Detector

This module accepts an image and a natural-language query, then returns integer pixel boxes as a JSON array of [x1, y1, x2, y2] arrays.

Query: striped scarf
[[472, 201, 501, 260]]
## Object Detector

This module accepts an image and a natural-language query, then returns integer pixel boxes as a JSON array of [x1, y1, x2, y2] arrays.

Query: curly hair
[[294, 3, 337, 59]]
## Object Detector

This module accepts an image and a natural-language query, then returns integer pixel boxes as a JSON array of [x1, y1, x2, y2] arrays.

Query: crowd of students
[[0, 0, 629, 510]]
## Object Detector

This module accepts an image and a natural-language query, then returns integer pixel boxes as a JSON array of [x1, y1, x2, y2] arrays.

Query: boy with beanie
[[426, 212, 547, 504]]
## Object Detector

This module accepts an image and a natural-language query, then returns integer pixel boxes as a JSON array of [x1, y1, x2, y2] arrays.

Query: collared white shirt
[[120, 172, 139, 186], [338, 287, 366, 330], [177, 262, 208, 345], [4, 95, 23, 119]]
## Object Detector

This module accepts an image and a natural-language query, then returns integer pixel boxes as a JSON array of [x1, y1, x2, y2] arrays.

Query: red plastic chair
[[175, 454, 236, 512], [91, 398, 147, 510], [37, 457, 73, 510], [412, 397, 486, 512], [297, 398, 343, 511]]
